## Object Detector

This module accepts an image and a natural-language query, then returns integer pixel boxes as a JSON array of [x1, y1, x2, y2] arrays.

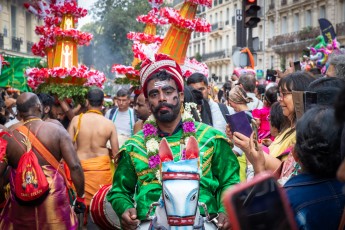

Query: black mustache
[[154, 102, 174, 113]]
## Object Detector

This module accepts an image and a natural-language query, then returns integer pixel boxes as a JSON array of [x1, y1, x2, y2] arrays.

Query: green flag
[[0, 56, 42, 92]]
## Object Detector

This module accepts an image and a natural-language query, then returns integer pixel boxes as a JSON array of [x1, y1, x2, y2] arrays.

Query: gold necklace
[[23, 118, 42, 125], [86, 109, 103, 115]]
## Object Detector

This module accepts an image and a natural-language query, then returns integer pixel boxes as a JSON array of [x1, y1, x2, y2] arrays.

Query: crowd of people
[[0, 52, 344, 230]]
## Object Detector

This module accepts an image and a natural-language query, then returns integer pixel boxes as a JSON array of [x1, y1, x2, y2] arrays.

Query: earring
[[180, 104, 184, 114]]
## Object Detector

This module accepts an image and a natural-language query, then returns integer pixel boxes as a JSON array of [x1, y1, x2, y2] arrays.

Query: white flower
[[156, 170, 162, 184], [146, 138, 159, 152], [147, 114, 155, 122], [184, 137, 190, 145], [182, 111, 194, 121]]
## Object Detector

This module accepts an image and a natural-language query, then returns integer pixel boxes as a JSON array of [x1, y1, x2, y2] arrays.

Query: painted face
[[146, 79, 183, 123], [188, 82, 209, 100], [134, 93, 151, 121], [117, 96, 130, 111], [278, 86, 294, 121]]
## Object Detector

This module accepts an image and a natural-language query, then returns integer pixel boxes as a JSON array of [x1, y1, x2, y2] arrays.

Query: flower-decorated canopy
[[24, 0, 106, 103]]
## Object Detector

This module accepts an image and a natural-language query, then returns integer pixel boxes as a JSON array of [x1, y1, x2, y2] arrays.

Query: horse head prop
[[146, 136, 214, 230]]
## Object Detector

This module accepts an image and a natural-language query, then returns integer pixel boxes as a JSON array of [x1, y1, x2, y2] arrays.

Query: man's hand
[[74, 196, 86, 214], [218, 212, 231, 229], [121, 208, 140, 230]]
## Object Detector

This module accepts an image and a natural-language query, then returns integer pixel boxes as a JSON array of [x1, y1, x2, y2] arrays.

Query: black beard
[[152, 100, 181, 123]]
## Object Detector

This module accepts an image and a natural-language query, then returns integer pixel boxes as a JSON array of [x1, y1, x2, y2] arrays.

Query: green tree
[[79, 0, 151, 79]]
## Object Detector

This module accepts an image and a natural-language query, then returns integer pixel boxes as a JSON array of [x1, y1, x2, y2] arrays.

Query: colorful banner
[[0, 56, 42, 92], [318, 18, 336, 44]]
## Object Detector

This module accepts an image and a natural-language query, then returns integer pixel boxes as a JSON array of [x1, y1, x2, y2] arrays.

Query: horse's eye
[[190, 194, 197, 201], [164, 192, 170, 201]]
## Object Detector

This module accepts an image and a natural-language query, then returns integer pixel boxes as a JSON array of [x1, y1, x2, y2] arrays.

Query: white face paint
[[153, 80, 170, 89]]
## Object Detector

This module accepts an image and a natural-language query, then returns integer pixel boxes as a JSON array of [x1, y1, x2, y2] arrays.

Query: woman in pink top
[[252, 86, 278, 140]]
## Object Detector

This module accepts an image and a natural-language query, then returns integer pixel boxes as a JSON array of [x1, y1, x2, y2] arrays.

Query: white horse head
[[158, 136, 200, 228]]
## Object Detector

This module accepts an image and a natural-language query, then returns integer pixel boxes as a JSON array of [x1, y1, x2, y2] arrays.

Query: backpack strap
[[17, 125, 71, 188], [218, 103, 230, 121], [109, 106, 118, 120]]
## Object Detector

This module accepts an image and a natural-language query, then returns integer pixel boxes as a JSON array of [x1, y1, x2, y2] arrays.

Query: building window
[[197, 44, 200, 53], [281, 16, 287, 34], [294, 13, 299, 32], [11, 5, 17, 37], [319, 5, 326, 18], [305, 10, 312, 27], [269, 20, 275, 38], [202, 42, 205, 54], [215, 38, 218, 50], [226, 8, 230, 25], [270, 55, 274, 69]]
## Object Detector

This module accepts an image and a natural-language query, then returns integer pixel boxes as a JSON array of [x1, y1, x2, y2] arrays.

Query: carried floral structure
[[112, 0, 167, 85], [158, 0, 212, 65], [24, 0, 106, 103]]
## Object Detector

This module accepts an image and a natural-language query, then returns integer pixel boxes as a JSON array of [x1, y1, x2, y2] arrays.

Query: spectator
[[187, 73, 233, 134], [284, 106, 345, 229], [237, 73, 263, 110], [325, 54, 345, 79]]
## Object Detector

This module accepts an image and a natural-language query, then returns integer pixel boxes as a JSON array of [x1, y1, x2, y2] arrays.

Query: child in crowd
[[252, 85, 278, 141]]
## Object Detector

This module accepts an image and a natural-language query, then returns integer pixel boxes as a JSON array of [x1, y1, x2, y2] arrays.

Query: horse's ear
[[159, 138, 174, 162], [185, 136, 199, 160]]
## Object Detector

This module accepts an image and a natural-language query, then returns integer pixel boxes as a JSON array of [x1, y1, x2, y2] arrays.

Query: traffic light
[[243, 0, 261, 28]]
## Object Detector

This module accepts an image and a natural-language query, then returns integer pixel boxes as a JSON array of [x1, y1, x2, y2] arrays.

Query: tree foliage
[[79, 0, 151, 78]]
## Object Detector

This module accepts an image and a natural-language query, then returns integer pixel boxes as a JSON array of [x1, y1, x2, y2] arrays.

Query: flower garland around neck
[[184, 102, 201, 122], [143, 111, 197, 179]]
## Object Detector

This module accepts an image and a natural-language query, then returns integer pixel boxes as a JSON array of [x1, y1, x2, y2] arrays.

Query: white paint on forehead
[[153, 80, 170, 88]]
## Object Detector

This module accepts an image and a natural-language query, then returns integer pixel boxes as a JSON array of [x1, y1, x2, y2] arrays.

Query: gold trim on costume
[[128, 138, 146, 149], [137, 168, 153, 177], [198, 126, 210, 142], [129, 152, 148, 164], [202, 154, 213, 175], [142, 180, 160, 186], [203, 146, 214, 159]]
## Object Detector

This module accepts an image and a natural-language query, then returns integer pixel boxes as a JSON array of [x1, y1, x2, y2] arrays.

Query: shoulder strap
[[17, 125, 71, 188], [110, 107, 118, 120], [73, 113, 84, 143], [218, 103, 229, 121]]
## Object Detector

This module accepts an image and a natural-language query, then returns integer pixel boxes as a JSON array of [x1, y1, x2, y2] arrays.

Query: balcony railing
[[0, 33, 4, 49], [12, 36, 23, 52], [336, 22, 345, 37], [27, 41, 34, 54], [268, 27, 319, 47], [202, 49, 231, 61], [267, 26, 320, 53], [281, 0, 287, 5]]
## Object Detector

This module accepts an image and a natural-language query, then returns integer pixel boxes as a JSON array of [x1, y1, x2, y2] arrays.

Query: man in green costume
[[107, 54, 240, 230]]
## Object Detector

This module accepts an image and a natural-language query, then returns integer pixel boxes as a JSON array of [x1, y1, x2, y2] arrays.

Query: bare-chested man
[[0, 92, 85, 229], [67, 88, 119, 227]]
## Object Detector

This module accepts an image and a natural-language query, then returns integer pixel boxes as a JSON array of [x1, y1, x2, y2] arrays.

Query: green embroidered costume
[[107, 122, 240, 220]]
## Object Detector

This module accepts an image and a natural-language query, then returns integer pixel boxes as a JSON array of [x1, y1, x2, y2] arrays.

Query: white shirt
[[246, 92, 263, 110], [208, 99, 234, 134], [110, 108, 135, 137]]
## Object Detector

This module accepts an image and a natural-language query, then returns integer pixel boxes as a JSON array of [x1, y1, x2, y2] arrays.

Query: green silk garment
[[107, 122, 240, 220]]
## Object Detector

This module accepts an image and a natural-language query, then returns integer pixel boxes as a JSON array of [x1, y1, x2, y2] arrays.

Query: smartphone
[[292, 91, 318, 120], [226, 111, 253, 138], [293, 61, 301, 71], [251, 119, 259, 151], [223, 172, 297, 230], [265, 69, 277, 82]]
